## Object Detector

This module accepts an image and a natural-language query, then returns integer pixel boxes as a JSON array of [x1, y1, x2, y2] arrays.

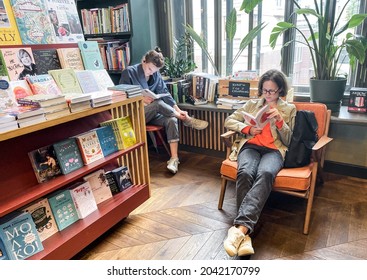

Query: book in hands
[[242, 104, 271, 129], [142, 89, 171, 100]]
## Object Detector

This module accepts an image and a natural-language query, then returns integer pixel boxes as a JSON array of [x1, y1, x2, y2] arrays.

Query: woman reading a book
[[223, 69, 296, 257], [119, 47, 208, 174]]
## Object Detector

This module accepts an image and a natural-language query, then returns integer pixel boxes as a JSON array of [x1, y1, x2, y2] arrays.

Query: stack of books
[[5, 106, 46, 128], [0, 113, 18, 133], [90, 91, 112, 108], [216, 97, 247, 109], [107, 84, 142, 98], [65, 93, 92, 113]]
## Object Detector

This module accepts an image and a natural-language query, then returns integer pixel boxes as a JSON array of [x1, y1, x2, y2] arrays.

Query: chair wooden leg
[[218, 177, 228, 210], [155, 130, 171, 156], [303, 162, 318, 235]]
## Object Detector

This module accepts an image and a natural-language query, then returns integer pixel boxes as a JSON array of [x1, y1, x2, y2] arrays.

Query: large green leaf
[[226, 8, 237, 40], [269, 22, 294, 48], [345, 39, 366, 64], [240, 0, 262, 14]]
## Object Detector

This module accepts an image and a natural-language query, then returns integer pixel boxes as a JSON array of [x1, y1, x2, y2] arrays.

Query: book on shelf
[[0, 236, 9, 260], [111, 165, 133, 192], [21, 197, 59, 242], [19, 93, 66, 108], [74, 129, 104, 165], [45, 0, 84, 43], [17, 112, 46, 127], [0, 211, 44, 260], [93, 125, 118, 157], [69, 181, 98, 219], [0, 119, 18, 132], [0, 0, 22, 45], [0, 77, 17, 110], [107, 84, 142, 98], [9, 79, 33, 100], [242, 104, 270, 129], [83, 169, 113, 205], [26, 74, 63, 96], [78, 41, 104, 71], [32, 49, 61, 75], [10, 0, 56, 44], [5, 105, 45, 119], [348, 87, 367, 113], [57, 47, 85, 70], [142, 89, 171, 100], [90, 91, 112, 108], [68, 99, 91, 113], [0, 47, 36, 81], [48, 68, 83, 95], [53, 137, 84, 175], [44, 107, 70, 120], [104, 170, 121, 195], [47, 189, 79, 231], [91, 69, 115, 91], [75, 70, 101, 94], [100, 116, 136, 150], [28, 143, 62, 184]]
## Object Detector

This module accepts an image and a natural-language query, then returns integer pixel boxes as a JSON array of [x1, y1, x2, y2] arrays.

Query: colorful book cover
[[111, 165, 133, 191], [91, 69, 114, 91], [69, 181, 98, 219], [0, 47, 36, 81], [26, 74, 63, 96], [0, 236, 9, 260], [83, 169, 113, 205], [94, 125, 118, 157], [32, 49, 61, 75], [9, 79, 33, 100], [0, 0, 22, 45], [99, 118, 123, 150], [0, 50, 9, 77], [75, 70, 101, 94], [78, 41, 104, 70], [47, 188, 79, 231], [104, 170, 121, 195], [45, 0, 84, 43], [10, 0, 56, 44], [28, 144, 62, 183], [48, 68, 83, 94], [0, 211, 44, 260], [0, 77, 17, 110], [21, 197, 59, 241], [117, 116, 136, 149], [57, 47, 84, 70], [74, 129, 104, 165], [348, 87, 367, 113], [53, 137, 83, 174]]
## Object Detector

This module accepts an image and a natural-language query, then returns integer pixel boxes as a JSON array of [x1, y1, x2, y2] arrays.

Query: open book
[[242, 104, 271, 128], [142, 89, 171, 99]]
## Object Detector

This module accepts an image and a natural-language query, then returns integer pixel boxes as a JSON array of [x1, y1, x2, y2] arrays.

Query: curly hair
[[257, 69, 289, 98], [143, 46, 165, 68]]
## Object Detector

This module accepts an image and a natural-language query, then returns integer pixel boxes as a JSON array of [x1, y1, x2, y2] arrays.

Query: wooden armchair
[[218, 102, 332, 234]]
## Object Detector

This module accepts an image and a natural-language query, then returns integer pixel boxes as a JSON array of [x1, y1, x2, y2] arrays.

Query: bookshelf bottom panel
[[28, 184, 150, 260]]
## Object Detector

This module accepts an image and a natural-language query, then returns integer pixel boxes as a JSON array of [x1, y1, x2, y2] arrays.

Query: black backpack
[[284, 110, 318, 168]]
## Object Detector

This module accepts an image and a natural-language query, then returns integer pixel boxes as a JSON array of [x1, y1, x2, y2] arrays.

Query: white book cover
[[83, 169, 113, 205], [69, 181, 98, 219], [242, 104, 271, 129], [91, 69, 115, 91]]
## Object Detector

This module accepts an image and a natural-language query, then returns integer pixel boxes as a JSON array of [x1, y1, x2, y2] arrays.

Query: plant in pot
[[162, 33, 197, 80], [268, 0, 367, 112]]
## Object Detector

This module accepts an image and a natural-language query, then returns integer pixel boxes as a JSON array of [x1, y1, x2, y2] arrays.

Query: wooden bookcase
[[0, 96, 151, 260]]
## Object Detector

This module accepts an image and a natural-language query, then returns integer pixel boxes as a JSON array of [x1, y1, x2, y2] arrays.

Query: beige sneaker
[[167, 157, 180, 174], [238, 235, 254, 256], [184, 117, 208, 130], [223, 226, 244, 257]]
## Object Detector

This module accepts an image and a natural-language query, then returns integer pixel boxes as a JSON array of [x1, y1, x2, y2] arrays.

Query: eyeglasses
[[261, 88, 279, 95]]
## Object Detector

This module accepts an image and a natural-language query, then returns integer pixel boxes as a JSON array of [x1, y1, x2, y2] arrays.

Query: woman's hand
[[143, 96, 154, 105], [267, 107, 283, 122], [249, 127, 263, 136]]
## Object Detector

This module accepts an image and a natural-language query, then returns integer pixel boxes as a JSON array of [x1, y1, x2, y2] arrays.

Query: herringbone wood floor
[[74, 149, 367, 260]]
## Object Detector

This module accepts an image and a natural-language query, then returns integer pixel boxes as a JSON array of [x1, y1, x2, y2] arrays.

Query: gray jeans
[[144, 100, 179, 143], [234, 144, 283, 234]]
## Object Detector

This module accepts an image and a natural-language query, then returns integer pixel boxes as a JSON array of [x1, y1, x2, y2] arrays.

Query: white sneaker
[[223, 226, 245, 257], [167, 157, 180, 174], [183, 117, 208, 130], [238, 235, 254, 256]]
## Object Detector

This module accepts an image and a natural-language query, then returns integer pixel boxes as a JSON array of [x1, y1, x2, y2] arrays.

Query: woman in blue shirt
[[119, 47, 208, 174]]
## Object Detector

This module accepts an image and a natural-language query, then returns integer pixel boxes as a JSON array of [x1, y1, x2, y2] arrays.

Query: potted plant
[[162, 33, 197, 80], [268, 0, 367, 112]]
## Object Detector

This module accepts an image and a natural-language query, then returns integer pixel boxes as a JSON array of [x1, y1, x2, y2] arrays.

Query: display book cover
[[0, 0, 22, 46], [0, 211, 44, 260], [57, 47, 84, 70], [28, 143, 62, 184], [348, 87, 367, 113], [0, 76, 17, 110], [77, 41, 105, 70], [47, 188, 79, 231], [116, 116, 136, 149], [20, 197, 59, 242], [242, 104, 271, 129], [93, 125, 118, 157], [104, 170, 121, 195], [32, 49, 61, 75], [74, 70, 101, 94], [68, 181, 98, 219], [10, 0, 56, 44], [25, 74, 63, 96], [53, 137, 84, 175], [74, 129, 104, 165], [48, 68, 83, 95], [83, 169, 113, 205], [111, 165, 133, 192]]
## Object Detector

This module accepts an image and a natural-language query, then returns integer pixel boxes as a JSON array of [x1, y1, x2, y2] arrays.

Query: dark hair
[[143, 47, 165, 68], [257, 69, 289, 97]]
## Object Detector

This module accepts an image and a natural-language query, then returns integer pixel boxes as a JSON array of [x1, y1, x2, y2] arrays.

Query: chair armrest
[[312, 135, 333, 151], [220, 130, 237, 149], [220, 130, 237, 139]]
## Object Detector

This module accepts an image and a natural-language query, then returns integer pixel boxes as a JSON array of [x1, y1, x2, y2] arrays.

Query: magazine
[[142, 89, 171, 100], [242, 104, 270, 128]]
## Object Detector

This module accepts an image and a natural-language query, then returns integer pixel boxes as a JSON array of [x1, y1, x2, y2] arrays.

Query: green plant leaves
[[226, 8, 237, 40]]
